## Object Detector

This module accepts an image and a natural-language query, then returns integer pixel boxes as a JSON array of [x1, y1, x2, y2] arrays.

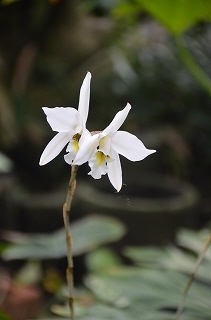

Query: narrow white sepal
[[103, 103, 131, 136], [39, 132, 69, 165], [78, 72, 91, 126]]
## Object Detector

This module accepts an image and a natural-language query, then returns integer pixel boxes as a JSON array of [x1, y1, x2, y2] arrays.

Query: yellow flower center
[[96, 151, 109, 165], [72, 133, 81, 151]]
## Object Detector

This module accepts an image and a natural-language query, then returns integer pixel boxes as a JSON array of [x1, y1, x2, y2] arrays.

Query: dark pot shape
[[76, 174, 200, 246], [11, 181, 80, 233]]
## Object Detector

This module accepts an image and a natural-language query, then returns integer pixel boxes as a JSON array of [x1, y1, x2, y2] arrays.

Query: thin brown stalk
[[63, 165, 78, 320], [175, 234, 211, 320]]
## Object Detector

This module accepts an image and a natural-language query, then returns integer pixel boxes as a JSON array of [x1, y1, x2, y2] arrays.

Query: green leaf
[[123, 246, 168, 266], [2, 215, 126, 260], [0, 311, 11, 320], [112, 2, 143, 24], [85, 267, 211, 318], [85, 247, 121, 273], [71, 215, 126, 256], [177, 228, 211, 257], [52, 302, 130, 320], [138, 0, 211, 35], [86, 267, 184, 307], [51, 267, 211, 320], [124, 245, 211, 284]]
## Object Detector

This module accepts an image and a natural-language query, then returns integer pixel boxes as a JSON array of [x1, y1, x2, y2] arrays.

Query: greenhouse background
[[0, 1, 211, 319]]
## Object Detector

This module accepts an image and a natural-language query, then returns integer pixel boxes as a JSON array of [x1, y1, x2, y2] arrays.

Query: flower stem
[[63, 165, 78, 320]]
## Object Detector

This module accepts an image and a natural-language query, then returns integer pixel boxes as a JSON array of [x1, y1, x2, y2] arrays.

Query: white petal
[[73, 134, 100, 165], [103, 103, 131, 136], [107, 150, 122, 192], [79, 128, 92, 147], [42, 107, 80, 132], [88, 151, 108, 179], [98, 135, 111, 155], [39, 132, 69, 165], [78, 72, 91, 125], [112, 131, 156, 161], [64, 144, 77, 164]]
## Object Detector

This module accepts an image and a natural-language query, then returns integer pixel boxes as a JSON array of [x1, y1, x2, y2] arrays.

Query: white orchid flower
[[39, 72, 91, 166], [73, 103, 156, 192]]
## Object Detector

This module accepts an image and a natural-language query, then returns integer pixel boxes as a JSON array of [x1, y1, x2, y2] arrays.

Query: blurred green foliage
[[11, 218, 211, 320], [2, 214, 211, 319], [3, 222, 211, 317], [0, 312, 11, 320], [2, 215, 126, 260], [113, 0, 211, 35], [52, 226, 211, 320]]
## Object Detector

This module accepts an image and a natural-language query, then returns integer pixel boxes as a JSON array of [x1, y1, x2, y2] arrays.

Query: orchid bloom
[[73, 103, 156, 192], [39, 72, 91, 166]]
